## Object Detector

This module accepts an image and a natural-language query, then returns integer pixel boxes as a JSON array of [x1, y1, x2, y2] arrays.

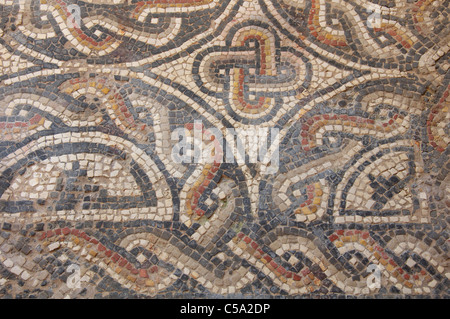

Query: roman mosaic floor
[[0, 0, 448, 299]]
